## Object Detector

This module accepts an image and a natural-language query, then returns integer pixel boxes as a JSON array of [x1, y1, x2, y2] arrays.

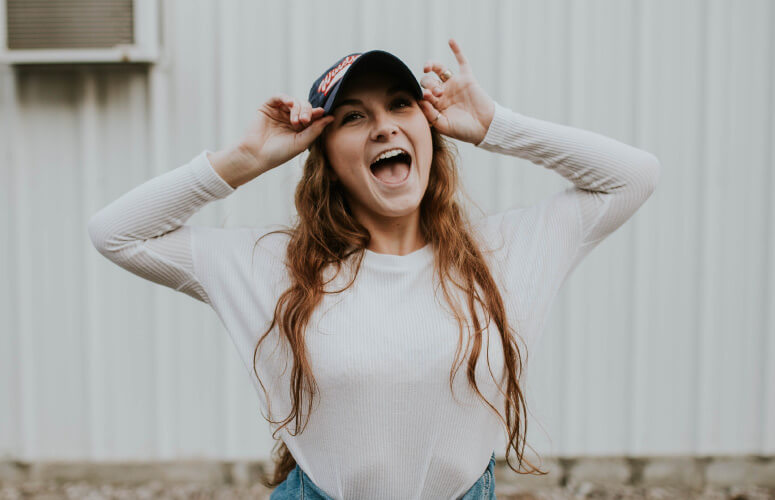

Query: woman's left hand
[[419, 38, 495, 145]]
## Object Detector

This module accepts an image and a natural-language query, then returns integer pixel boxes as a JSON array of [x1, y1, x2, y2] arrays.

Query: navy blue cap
[[308, 50, 423, 116]]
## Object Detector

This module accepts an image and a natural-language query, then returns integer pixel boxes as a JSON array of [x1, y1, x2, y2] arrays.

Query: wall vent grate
[[6, 0, 134, 50]]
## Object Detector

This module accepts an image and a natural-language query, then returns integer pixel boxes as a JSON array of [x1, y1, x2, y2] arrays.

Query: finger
[[282, 97, 296, 117], [298, 115, 335, 144], [279, 93, 295, 109], [300, 101, 313, 125], [421, 87, 442, 110], [295, 108, 331, 138], [289, 99, 303, 131], [309, 107, 326, 119], [265, 95, 285, 107], [266, 94, 293, 111], [418, 98, 440, 125], [448, 38, 471, 74], [423, 60, 452, 84], [290, 100, 298, 126], [420, 74, 444, 97]]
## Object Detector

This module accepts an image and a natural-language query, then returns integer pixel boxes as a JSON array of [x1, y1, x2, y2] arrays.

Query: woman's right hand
[[238, 94, 335, 174]]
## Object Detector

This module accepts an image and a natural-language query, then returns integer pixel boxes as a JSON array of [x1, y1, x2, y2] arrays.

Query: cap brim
[[323, 50, 423, 115]]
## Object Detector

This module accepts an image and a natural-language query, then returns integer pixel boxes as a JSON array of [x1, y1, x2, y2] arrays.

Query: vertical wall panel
[[765, 0, 775, 454], [0, 0, 772, 461], [0, 64, 21, 458]]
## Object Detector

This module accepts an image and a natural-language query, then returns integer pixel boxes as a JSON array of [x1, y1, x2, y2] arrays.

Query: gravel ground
[[1, 482, 774, 500]]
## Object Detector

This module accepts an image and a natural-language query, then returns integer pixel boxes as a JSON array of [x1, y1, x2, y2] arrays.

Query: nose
[[369, 110, 399, 141]]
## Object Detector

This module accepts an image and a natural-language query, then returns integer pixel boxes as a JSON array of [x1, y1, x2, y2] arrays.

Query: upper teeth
[[372, 149, 407, 165]]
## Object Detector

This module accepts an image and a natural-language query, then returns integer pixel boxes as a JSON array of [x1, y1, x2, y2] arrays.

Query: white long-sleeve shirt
[[87, 101, 660, 500]]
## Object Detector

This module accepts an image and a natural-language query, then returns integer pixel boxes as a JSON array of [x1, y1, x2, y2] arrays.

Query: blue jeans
[[270, 451, 497, 499]]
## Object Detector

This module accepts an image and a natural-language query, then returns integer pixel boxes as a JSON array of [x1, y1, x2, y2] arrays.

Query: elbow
[[637, 151, 661, 197], [87, 212, 138, 258], [87, 212, 112, 255]]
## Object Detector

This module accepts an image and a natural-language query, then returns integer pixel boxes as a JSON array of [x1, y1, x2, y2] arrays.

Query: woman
[[88, 39, 660, 499]]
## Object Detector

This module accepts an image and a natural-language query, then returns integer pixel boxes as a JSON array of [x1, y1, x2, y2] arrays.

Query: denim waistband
[[270, 451, 497, 499]]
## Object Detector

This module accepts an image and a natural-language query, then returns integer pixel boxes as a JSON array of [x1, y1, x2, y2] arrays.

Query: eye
[[393, 97, 412, 109], [340, 98, 412, 124], [341, 111, 362, 123]]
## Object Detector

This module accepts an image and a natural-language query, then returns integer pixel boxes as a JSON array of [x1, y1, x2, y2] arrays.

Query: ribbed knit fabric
[[87, 100, 660, 500]]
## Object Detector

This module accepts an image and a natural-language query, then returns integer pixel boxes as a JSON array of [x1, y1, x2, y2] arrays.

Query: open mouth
[[369, 150, 412, 185]]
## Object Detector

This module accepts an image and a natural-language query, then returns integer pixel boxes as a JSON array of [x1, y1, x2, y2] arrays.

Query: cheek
[[416, 123, 433, 166], [325, 136, 360, 179]]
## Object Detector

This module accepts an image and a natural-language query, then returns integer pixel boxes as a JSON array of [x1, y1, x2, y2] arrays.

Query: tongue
[[371, 158, 410, 183]]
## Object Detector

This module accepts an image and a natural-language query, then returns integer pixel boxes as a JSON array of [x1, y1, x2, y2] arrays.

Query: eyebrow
[[332, 84, 410, 111]]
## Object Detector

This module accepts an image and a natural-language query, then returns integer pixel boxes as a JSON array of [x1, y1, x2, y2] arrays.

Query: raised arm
[[476, 101, 661, 248], [87, 150, 237, 305], [88, 94, 335, 305]]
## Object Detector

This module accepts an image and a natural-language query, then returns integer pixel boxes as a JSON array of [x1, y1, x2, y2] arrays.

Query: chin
[[374, 199, 422, 218]]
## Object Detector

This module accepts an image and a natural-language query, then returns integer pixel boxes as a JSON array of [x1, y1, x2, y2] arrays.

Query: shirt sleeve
[[86, 150, 237, 305], [474, 101, 661, 348]]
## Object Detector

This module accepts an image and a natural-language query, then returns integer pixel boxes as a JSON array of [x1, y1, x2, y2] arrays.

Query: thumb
[[298, 115, 335, 145]]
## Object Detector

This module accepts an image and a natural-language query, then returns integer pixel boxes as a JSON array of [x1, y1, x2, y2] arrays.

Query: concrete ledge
[[638, 457, 704, 488], [227, 461, 269, 487], [0, 461, 28, 483], [25, 461, 231, 485], [487, 454, 775, 492], [493, 456, 563, 488], [565, 457, 631, 486], [705, 456, 775, 488], [1, 455, 773, 492]]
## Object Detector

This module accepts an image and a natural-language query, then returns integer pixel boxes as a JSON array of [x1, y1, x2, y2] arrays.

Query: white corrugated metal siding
[[0, 0, 772, 461]]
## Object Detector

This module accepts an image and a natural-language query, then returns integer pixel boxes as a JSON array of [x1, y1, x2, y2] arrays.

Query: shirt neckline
[[361, 243, 434, 271]]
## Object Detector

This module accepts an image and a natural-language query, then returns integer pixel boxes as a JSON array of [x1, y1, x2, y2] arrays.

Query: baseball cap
[[308, 50, 423, 116]]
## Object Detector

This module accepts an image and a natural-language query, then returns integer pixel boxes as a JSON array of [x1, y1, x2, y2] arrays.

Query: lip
[[368, 147, 411, 167], [369, 157, 412, 187]]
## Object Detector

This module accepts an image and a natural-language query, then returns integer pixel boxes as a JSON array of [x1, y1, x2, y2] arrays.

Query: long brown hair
[[254, 125, 548, 488]]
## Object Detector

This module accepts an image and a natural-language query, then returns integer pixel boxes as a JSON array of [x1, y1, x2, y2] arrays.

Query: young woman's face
[[322, 71, 432, 222]]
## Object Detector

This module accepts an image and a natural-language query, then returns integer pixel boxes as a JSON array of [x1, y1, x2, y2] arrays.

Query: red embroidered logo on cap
[[317, 54, 361, 96]]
